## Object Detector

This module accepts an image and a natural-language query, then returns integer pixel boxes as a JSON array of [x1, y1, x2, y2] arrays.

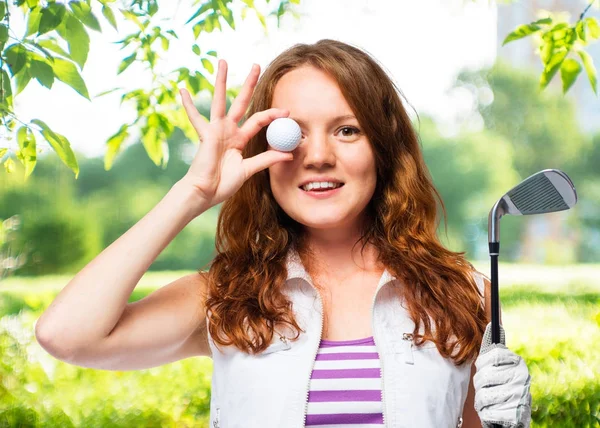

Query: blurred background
[[1, 0, 599, 426]]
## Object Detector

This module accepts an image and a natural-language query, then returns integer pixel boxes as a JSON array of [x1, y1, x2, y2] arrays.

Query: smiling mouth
[[299, 184, 345, 192], [299, 184, 345, 196]]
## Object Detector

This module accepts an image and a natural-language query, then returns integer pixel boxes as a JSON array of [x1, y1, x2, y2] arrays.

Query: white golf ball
[[266, 118, 301, 152]]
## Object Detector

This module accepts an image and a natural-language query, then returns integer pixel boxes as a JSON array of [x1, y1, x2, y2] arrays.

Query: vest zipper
[[371, 285, 387, 427], [303, 289, 324, 427]]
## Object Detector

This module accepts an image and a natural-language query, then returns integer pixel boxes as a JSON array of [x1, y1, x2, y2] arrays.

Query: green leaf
[[104, 124, 128, 170], [15, 67, 32, 95], [30, 59, 54, 88], [192, 44, 201, 55], [102, 5, 117, 30], [166, 30, 178, 39], [70, 1, 101, 32], [5, 44, 28, 76], [148, 0, 158, 16], [30, 118, 79, 177], [0, 2, 5, 19], [192, 22, 203, 39], [28, 41, 54, 59], [559, 58, 582, 94], [0, 148, 7, 158], [160, 35, 169, 51], [52, 57, 90, 99], [37, 39, 70, 58], [543, 26, 569, 43], [1, 69, 13, 109], [155, 112, 174, 135], [63, 15, 90, 69], [577, 49, 597, 94], [218, 3, 235, 30], [576, 20, 586, 43], [540, 40, 554, 65], [120, 9, 145, 32], [196, 71, 214, 92], [540, 49, 568, 90], [0, 25, 8, 45], [531, 17, 552, 26], [16, 126, 37, 178], [185, 3, 211, 25], [254, 10, 267, 28], [201, 58, 214, 74], [186, 74, 200, 94], [117, 53, 136, 74], [141, 123, 164, 167], [4, 157, 15, 173], [208, 13, 220, 31], [586, 17, 600, 40], [26, 7, 42, 37], [38, 3, 66, 35], [207, 50, 217, 57]]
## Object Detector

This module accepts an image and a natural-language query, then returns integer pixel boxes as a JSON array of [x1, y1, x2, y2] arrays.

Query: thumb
[[244, 150, 293, 177], [479, 322, 507, 355]]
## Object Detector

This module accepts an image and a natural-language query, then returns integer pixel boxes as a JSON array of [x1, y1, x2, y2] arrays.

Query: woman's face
[[268, 65, 377, 234]]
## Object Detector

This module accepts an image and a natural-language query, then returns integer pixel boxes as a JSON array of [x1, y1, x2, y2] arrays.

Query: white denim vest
[[207, 248, 485, 428]]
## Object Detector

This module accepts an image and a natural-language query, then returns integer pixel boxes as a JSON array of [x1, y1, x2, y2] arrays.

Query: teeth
[[301, 181, 342, 191]]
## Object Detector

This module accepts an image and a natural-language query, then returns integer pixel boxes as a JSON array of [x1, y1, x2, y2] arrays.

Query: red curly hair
[[200, 39, 488, 366]]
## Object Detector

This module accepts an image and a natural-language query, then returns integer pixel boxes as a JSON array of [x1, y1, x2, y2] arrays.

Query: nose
[[300, 132, 336, 169]]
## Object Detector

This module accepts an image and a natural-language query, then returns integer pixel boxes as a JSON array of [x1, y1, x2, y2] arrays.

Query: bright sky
[[11, 0, 497, 159]]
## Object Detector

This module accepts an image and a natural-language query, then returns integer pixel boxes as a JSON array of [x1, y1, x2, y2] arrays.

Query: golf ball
[[266, 118, 301, 152]]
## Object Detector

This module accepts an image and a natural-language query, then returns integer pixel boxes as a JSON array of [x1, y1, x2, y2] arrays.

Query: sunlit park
[[1, 0, 600, 426]]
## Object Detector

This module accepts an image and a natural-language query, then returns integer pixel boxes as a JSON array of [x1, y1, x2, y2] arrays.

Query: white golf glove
[[474, 322, 532, 428]]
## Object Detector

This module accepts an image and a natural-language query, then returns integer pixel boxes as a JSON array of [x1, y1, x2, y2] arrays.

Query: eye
[[338, 126, 360, 138]]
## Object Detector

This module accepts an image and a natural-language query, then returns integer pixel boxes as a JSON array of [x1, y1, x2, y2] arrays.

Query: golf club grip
[[490, 245, 502, 428], [489, 243, 501, 344]]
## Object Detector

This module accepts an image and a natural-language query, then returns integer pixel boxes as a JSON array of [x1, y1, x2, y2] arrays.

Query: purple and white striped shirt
[[305, 336, 384, 427]]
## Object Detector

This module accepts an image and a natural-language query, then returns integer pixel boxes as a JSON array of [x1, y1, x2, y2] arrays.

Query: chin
[[293, 212, 352, 228]]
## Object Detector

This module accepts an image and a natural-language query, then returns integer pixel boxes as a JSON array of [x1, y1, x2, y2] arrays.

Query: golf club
[[487, 168, 577, 427]]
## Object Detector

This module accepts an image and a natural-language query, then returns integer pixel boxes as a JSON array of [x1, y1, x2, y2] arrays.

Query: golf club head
[[488, 169, 578, 243]]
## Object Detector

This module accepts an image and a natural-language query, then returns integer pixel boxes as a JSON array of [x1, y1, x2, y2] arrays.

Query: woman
[[35, 40, 531, 428]]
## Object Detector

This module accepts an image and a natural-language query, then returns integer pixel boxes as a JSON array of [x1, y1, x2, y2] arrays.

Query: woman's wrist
[[168, 180, 212, 223]]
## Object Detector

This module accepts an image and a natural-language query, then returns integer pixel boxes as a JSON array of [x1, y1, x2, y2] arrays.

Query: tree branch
[[579, 0, 597, 22]]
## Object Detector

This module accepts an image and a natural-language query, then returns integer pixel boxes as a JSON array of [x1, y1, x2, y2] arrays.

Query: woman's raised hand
[[178, 60, 292, 211]]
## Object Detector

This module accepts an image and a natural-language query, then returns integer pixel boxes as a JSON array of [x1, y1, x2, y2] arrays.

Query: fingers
[[474, 368, 516, 391], [180, 88, 208, 138], [237, 107, 290, 145], [228, 63, 261, 123], [211, 59, 228, 120], [474, 385, 521, 413]]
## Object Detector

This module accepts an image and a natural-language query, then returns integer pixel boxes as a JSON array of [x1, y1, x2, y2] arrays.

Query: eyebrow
[[291, 115, 358, 128]]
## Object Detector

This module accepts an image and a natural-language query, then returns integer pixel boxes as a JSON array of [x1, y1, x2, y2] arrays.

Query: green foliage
[[0, 113, 221, 274], [0, 0, 300, 179], [418, 117, 522, 259], [15, 214, 102, 276], [454, 61, 589, 179], [502, 7, 600, 95], [0, 311, 213, 426]]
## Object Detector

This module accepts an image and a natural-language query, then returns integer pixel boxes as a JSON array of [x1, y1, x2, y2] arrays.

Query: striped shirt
[[305, 336, 384, 427]]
